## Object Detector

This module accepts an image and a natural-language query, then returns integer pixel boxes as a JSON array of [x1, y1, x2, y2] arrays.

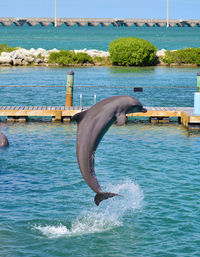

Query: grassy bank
[[48, 50, 111, 66], [0, 43, 17, 55], [160, 48, 200, 66]]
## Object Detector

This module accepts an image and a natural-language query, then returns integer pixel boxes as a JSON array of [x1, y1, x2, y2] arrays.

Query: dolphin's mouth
[[141, 107, 147, 113]]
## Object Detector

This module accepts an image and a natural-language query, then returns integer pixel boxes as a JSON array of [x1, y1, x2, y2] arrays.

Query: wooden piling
[[65, 70, 74, 106], [7, 116, 16, 122], [7, 116, 27, 122], [52, 110, 62, 122], [149, 117, 170, 123], [197, 72, 200, 92]]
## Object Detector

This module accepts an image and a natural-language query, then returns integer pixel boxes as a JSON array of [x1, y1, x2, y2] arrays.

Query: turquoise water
[[0, 26, 200, 50], [1, 26, 200, 256], [0, 65, 200, 256], [0, 66, 198, 107], [1, 121, 200, 256]]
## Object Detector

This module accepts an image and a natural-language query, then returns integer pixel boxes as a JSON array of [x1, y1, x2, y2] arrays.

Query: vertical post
[[194, 72, 200, 115], [55, 0, 57, 27], [66, 70, 74, 106], [94, 94, 97, 105], [197, 72, 200, 92], [80, 94, 82, 109], [167, 0, 169, 28]]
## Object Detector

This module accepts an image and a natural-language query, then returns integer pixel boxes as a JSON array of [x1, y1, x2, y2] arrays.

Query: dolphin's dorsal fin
[[71, 110, 87, 123], [116, 113, 127, 126]]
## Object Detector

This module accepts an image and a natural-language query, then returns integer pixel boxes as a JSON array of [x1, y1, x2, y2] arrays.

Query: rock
[[10, 49, 29, 59], [29, 48, 37, 56], [48, 48, 59, 53], [28, 48, 47, 58], [86, 49, 110, 58], [1, 51, 10, 57], [156, 49, 167, 57], [24, 56, 34, 63], [0, 56, 13, 65], [22, 60, 30, 66], [73, 49, 110, 58], [29, 48, 36, 53], [43, 58, 49, 63], [36, 48, 45, 53], [36, 48, 47, 54], [35, 58, 43, 64], [12, 59, 23, 66]]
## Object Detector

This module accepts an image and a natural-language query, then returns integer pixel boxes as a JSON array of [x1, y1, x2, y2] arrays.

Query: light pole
[[55, 0, 57, 27], [167, 0, 169, 28]]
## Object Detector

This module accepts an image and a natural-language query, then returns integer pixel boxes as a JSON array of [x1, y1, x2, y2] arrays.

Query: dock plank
[[0, 106, 200, 129]]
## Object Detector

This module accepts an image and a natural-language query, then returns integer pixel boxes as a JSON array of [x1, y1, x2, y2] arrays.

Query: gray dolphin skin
[[72, 95, 147, 206], [0, 133, 9, 147]]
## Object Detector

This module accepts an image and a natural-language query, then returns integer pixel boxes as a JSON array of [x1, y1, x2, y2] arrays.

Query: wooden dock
[[0, 106, 200, 129]]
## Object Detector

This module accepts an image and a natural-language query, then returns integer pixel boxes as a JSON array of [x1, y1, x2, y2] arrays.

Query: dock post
[[66, 70, 74, 106], [80, 94, 83, 110], [194, 72, 200, 115], [94, 94, 97, 105], [52, 110, 62, 122], [197, 72, 200, 92]]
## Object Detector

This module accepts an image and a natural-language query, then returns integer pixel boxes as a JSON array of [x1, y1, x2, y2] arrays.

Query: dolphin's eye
[[133, 105, 142, 112]]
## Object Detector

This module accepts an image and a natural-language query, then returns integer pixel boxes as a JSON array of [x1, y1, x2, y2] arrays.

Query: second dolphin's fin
[[94, 192, 120, 206], [116, 113, 127, 126]]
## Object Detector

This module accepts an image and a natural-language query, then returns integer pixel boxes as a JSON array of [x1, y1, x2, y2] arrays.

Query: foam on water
[[34, 179, 144, 238]]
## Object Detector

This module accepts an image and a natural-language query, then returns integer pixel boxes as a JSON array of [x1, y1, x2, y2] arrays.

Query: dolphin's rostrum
[[72, 95, 147, 206]]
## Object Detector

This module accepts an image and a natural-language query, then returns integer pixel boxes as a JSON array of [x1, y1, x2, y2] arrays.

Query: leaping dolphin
[[72, 95, 147, 206], [0, 133, 9, 147]]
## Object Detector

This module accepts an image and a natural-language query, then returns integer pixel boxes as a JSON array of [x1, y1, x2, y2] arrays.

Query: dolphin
[[72, 95, 147, 206], [0, 133, 9, 147]]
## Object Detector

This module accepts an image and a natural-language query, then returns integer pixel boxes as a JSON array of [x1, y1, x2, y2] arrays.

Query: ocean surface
[[0, 27, 200, 257], [0, 25, 200, 51]]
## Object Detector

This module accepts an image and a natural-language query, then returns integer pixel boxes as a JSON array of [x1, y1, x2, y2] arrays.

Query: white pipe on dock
[[80, 94, 83, 109], [94, 94, 97, 105]]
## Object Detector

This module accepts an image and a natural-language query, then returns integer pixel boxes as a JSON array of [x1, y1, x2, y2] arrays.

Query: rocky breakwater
[[0, 48, 59, 66], [0, 47, 166, 66], [74, 48, 110, 58], [0, 48, 110, 66]]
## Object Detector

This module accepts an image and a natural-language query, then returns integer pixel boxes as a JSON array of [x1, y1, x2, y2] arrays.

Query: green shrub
[[109, 37, 157, 66], [162, 48, 200, 65], [92, 56, 112, 66], [49, 50, 94, 65], [0, 43, 17, 54]]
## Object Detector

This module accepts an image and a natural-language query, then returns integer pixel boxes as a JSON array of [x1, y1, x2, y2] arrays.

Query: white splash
[[34, 179, 144, 238]]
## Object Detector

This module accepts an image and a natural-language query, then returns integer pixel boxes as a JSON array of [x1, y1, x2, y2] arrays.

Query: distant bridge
[[0, 18, 200, 27]]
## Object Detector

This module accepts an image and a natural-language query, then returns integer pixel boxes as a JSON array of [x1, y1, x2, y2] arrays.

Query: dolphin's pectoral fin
[[71, 110, 88, 123], [116, 113, 127, 126], [94, 192, 120, 206]]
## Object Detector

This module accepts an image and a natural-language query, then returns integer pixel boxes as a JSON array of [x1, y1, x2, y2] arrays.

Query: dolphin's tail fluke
[[94, 192, 120, 206]]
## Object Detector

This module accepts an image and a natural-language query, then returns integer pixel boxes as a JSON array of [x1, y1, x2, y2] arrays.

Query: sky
[[0, 0, 200, 20]]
